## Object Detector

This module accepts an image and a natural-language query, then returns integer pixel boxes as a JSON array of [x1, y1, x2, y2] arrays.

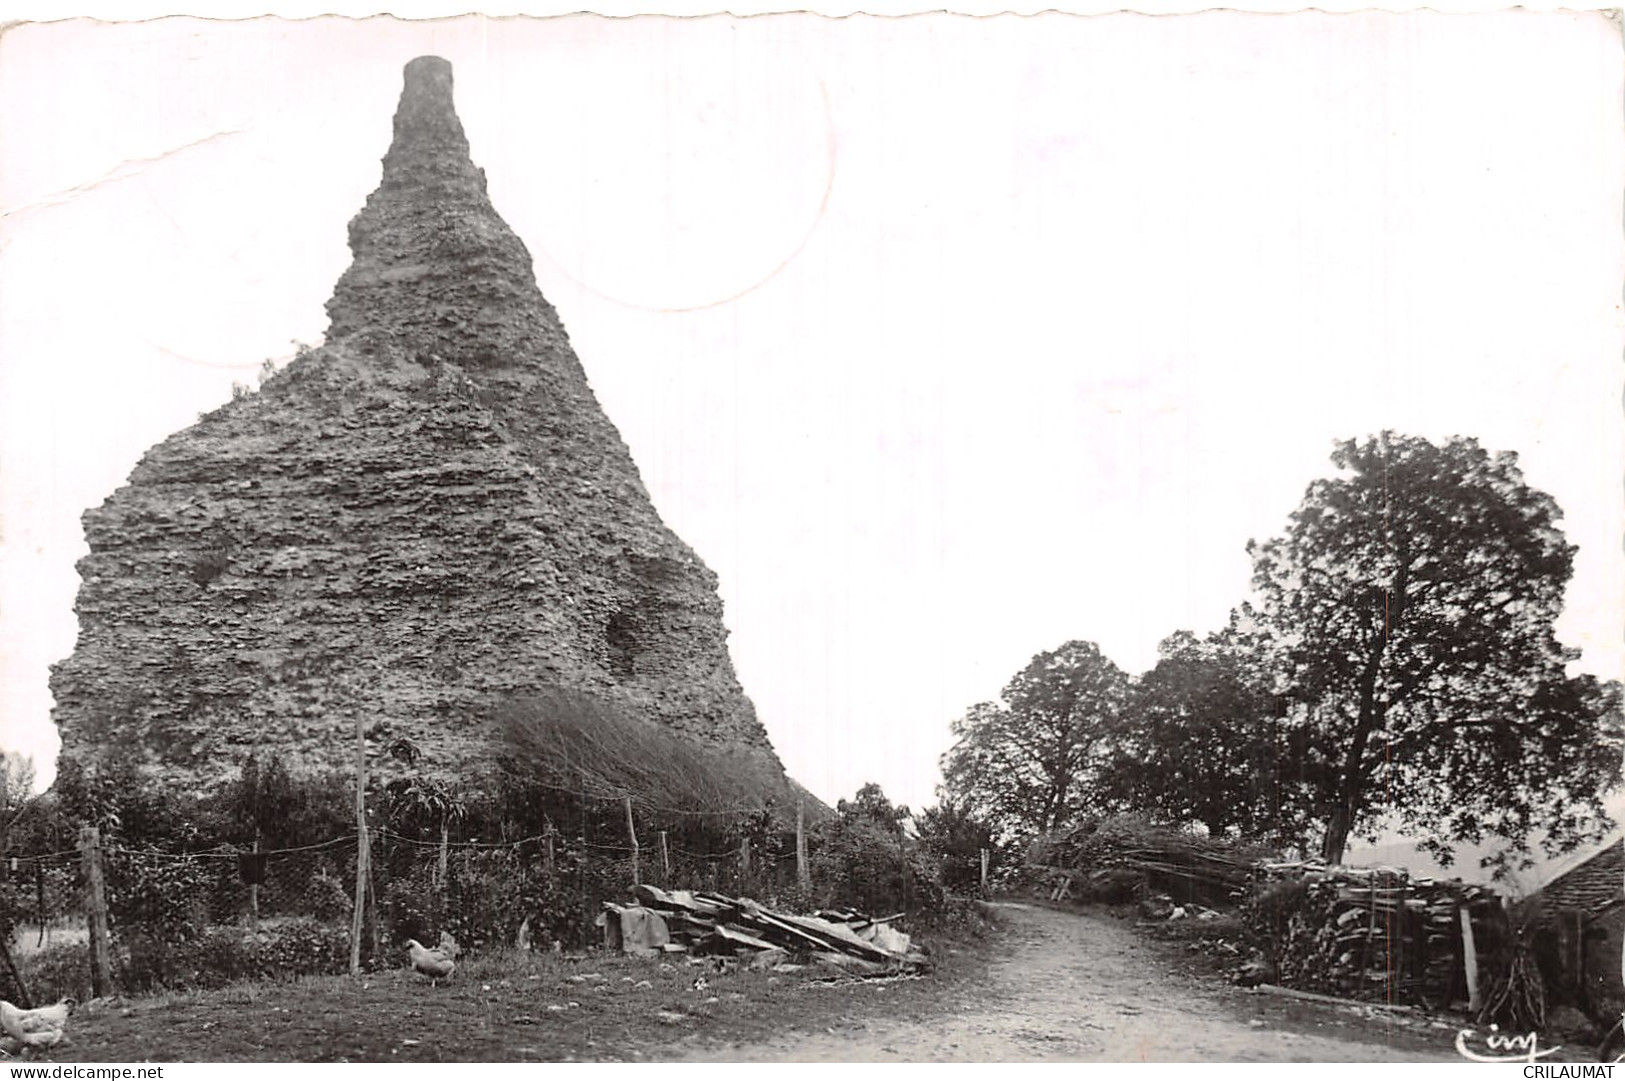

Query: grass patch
[[43, 916, 1005, 1062]]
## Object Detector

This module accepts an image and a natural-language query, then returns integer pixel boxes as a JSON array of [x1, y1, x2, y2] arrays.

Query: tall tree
[[940, 640, 1129, 840], [1106, 629, 1315, 845], [1248, 432, 1618, 864]]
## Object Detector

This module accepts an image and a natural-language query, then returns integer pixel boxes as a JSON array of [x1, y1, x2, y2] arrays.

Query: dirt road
[[680, 902, 1460, 1062]]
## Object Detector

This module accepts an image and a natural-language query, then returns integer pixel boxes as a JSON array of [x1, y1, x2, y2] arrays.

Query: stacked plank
[[1253, 861, 1502, 1008], [597, 885, 930, 974]]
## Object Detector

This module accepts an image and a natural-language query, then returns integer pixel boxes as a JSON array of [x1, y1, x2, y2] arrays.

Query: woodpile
[[596, 885, 930, 975], [1030, 815, 1266, 906], [1249, 860, 1506, 1009]]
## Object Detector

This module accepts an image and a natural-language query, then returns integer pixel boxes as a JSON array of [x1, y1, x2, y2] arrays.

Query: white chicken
[[0, 998, 75, 1054], [405, 939, 456, 986]]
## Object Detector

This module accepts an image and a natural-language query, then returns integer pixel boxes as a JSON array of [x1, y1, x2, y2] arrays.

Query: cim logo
[[1455, 1025, 1562, 1064]]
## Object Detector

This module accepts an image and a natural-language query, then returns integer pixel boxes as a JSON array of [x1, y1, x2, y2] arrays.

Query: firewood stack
[[1252, 860, 1503, 1008]]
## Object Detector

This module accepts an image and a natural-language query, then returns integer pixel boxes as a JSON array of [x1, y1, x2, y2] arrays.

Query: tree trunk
[[1322, 610, 1393, 863], [1321, 802, 1355, 864]]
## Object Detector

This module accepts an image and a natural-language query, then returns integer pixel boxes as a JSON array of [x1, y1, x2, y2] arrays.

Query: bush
[[376, 844, 574, 953], [806, 814, 944, 915], [117, 919, 350, 994], [13, 942, 94, 1004], [105, 850, 223, 941], [300, 862, 352, 922], [1240, 875, 1311, 954], [909, 892, 1004, 941]]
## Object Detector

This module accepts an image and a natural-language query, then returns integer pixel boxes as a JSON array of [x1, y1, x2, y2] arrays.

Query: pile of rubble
[[596, 885, 930, 975]]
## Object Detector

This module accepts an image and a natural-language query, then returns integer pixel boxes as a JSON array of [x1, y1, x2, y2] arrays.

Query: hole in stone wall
[[606, 609, 640, 678]]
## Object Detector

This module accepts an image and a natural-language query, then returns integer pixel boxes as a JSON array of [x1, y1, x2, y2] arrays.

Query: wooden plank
[[1460, 906, 1481, 1013], [796, 801, 810, 889], [625, 796, 640, 887], [707, 924, 777, 951], [732, 908, 843, 954], [773, 913, 894, 962], [1249, 983, 1415, 1012], [852, 912, 906, 931]]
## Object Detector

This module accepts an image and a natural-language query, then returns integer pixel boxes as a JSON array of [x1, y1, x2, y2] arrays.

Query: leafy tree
[[940, 640, 1130, 841], [224, 753, 352, 851], [914, 798, 996, 891], [836, 782, 910, 839], [809, 785, 940, 914], [1105, 629, 1313, 845], [1247, 432, 1619, 865], [51, 755, 197, 846], [0, 752, 37, 847]]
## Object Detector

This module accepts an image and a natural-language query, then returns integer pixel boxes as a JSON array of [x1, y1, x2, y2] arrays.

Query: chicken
[[0, 998, 75, 1054], [405, 939, 456, 986]]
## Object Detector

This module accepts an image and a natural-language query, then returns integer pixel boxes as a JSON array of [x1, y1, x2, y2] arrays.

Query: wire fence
[[0, 779, 940, 1006]]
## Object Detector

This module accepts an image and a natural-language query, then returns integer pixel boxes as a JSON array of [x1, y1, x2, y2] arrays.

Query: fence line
[[0, 770, 881, 1007]]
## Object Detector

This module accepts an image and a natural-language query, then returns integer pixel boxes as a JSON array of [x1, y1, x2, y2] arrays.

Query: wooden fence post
[[624, 795, 640, 886], [578, 770, 589, 940], [543, 819, 556, 877], [739, 836, 751, 883], [796, 801, 810, 890], [248, 832, 261, 935], [659, 830, 670, 880], [79, 825, 113, 997], [365, 835, 381, 960], [350, 712, 368, 977], [980, 848, 989, 894], [35, 860, 47, 948], [436, 822, 449, 893], [1460, 905, 1481, 1013]]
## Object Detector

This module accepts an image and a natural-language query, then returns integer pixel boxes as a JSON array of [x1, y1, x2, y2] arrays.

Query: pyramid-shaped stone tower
[[50, 57, 788, 795]]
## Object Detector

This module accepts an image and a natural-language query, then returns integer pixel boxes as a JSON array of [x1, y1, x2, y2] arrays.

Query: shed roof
[[1538, 837, 1624, 916]]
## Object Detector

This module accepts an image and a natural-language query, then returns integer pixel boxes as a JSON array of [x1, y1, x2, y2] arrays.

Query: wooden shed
[[1528, 837, 1625, 1023]]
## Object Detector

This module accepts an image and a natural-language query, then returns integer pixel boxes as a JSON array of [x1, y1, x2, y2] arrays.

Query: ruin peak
[[389, 55, 468, 159]]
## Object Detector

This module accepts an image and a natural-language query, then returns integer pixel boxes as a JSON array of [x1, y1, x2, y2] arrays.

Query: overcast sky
[[1, 11, 1621, 827]]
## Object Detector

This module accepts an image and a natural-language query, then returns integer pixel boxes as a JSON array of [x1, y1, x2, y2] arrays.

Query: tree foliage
[[836, 781, 910, 839], [1103, 629, 1312, 845], [808, 783, 940, 913], [914, 798, 996, 891], [227, 753, 354, 850], [940, 640, 1129, 841], [1246, 432, 1619, 865]]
